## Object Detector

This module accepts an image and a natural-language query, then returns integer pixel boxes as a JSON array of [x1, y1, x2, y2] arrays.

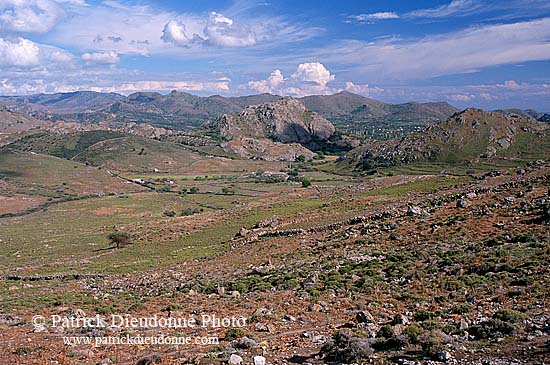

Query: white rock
[[253, 355, 266, 365], [229, 354, 243, 365]]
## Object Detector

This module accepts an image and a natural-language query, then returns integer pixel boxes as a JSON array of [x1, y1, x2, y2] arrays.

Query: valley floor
[[0, 161, 548, 365]]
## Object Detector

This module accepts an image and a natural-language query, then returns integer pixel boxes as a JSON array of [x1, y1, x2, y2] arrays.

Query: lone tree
[[108, 231, 132, 249], [301, 177, 312, 188]]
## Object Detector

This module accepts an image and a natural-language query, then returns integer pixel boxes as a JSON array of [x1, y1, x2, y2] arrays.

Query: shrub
[[181, 207, 203, 216], [403, 323, 423, 344], [224, 327, 245, 341], [451, 303, 472, 314], [301, 178, 312, 188], [320, 331, 373, 363], [419, 331, 449, 359], [493, 309, 526, 323], [163, 210, 176, 217], [414, 310, 437, 322], [376, 324, 394, 339], [108, 231, 132, 249], [189, 187, 199, 194], [469, 319, 516, 339]]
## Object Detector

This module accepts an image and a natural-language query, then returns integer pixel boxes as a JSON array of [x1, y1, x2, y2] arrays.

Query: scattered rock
[[356, 310, 375, 324], [436, 350, 452, 362], [407, 205, 428, 216], [228, 354, 243, 365], [234, 336, 257, 349], [456, 199, 470, 208], [253, 355, 266, 365], [254, 323, 268, 332], [135, 354, 162, 365], [308, 303, 323, 312]]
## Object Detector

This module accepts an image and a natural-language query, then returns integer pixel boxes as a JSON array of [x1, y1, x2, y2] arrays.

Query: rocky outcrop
[[215, 97, 336, 160], [222, 137, 316, 161], [216, 97, 335, 146]]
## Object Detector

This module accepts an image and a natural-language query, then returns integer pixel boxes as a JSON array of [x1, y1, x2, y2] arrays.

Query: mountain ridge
[[0, 90, 460, 128], [342, 108, 550, 170]]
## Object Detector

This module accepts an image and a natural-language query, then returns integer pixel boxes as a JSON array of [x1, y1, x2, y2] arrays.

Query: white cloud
[[291, 62, 334, 87], [247, 69, 284, 93], [448, 94, 474, 101], [162, 12, 264, 48], [0, 0, 63, 34], [478, 93, 497, 100], [48, 2, 314, 56], [204, 12, 256, 47], [502, 80, 522, 89], [81, 51, 119, 65], [161, 20, 192, 46], [348, 12, 399, 22], [317, 18, 550, 81], [0, 37, 40, 67], [345, 81, 384, 96], [50, 49, 73, 63], [50, 79, 231, 94], [406, 0, 482, 18], [246, 62, 339, 97]]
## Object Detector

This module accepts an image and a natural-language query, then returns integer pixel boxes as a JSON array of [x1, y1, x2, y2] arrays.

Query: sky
[[1, 0, 550, 111]]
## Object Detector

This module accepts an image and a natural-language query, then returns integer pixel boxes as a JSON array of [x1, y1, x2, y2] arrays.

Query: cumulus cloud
[[0, 37, 40, 67], [291, 62, 334, 87], [81, 51, 119, 65], [502, 80, 522, 89], [162, 12, 260, 48], [247, 62, 339, 96], [345, 81, 384, 96], [247, 69, 284, 93], [0, 0, 64, 34], [161, 20, 192, 47]]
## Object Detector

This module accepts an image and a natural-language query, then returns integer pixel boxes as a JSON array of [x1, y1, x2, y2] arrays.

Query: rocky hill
[[300, 91, 458, 122], [0, 107, 51, 145], [213, 97, 337, 160], [343, 108, 550, 170], [216, 97, 335, 144]]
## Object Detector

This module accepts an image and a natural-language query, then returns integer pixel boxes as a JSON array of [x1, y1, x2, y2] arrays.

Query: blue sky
[[1, 0, 550, 110]]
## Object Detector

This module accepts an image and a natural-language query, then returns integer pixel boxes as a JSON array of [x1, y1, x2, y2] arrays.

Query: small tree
[[301, 177, 312, 188], [296, 155, 306, 162], [189, 187, 199, 194], [108, 231, 132, 249]]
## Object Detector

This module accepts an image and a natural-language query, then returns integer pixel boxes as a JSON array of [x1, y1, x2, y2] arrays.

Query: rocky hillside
[[215, 97, 335, 146], [343, 108, 550, 170], [0, 107, 51, 145]]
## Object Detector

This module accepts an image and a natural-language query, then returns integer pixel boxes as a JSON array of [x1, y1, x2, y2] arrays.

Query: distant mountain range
[[0, 90, 463, 129]]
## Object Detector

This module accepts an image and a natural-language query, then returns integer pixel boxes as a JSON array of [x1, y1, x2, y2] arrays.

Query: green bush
[[108, 231, 132, 249], [224, 327, 245, 341]]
